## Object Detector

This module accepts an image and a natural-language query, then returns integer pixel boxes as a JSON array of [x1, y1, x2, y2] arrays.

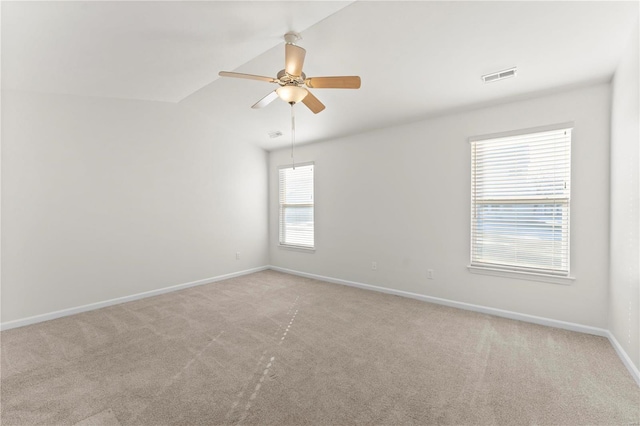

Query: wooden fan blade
[[285, 44, 306, 77], [301, 90, 325, 114], [252, 91, 279, 109], [305, 76, 361, 89], [219, 71, 276, 83]]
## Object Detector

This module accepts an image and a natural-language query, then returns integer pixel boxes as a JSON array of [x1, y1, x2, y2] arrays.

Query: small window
[[279, 163, 314, 249], [470, 127, 572, 277]]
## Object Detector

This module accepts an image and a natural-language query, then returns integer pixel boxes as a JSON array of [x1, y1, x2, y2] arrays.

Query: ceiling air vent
[[482, 67, 517, 83]]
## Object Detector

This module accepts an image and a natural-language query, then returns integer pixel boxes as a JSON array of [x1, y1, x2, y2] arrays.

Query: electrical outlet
[[371, 261, 378, 271], [427, 269, 434, 279], [236, 252, 240, 260]]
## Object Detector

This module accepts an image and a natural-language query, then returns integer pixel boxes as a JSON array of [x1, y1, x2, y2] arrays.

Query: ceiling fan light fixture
[[218, 32, 360, 114], [276, 85, 308, 103]]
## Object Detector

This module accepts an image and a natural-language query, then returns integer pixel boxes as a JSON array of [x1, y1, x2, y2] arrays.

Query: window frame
[[467, 123, 575, 285], [278, 162, 315, 251]]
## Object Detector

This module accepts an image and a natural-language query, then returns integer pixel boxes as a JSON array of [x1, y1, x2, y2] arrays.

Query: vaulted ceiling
[[3, 1, 638, 150]]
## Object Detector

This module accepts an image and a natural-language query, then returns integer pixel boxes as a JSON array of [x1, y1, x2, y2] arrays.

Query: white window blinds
[[279, 163, 314, 248], [471, 127, 572, 276]]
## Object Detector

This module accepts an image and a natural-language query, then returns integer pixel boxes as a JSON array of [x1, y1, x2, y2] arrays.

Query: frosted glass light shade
[[276, 85, 308, 103]]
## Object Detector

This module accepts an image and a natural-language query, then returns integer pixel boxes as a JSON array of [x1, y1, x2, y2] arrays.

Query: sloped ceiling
[[1, 1, 352, 102], [3, 1, 639, 150]]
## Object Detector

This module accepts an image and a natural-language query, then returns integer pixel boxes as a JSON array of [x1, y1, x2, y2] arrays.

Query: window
[[279, 163, 314, 249], [470, 126, 572, 278]]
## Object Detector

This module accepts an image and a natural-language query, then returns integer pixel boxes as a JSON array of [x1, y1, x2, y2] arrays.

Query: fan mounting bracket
[[284, 31, 302, 45]]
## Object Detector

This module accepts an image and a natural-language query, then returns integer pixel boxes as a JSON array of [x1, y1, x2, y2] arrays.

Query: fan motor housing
[[276, 69, 306, 86]]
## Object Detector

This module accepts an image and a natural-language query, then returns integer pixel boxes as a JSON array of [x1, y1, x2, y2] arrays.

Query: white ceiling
[[1, 1, 352, 102], [3, 1, 639, 150]]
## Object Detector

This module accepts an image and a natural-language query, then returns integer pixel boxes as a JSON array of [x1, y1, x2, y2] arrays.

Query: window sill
[[278, 244, 316, 253], [467, 265, 575, 285]]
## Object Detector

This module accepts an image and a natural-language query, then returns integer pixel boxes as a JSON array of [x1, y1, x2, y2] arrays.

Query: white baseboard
[[0, 266, 270, 331], [269, 266, 609, 337], [607, 331, 640, 386]]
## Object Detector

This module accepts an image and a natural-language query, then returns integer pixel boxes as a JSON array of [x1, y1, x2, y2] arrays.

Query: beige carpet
[[1, 270, 638, 425]]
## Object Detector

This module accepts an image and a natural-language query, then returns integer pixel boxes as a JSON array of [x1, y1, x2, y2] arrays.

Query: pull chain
[[290, 102, 296, 169]]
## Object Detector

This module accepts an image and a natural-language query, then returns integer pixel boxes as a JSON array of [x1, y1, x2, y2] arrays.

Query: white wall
[[610, 22, 640, 370], [270, 84, 611, 328], [1, 90, 268, 323]]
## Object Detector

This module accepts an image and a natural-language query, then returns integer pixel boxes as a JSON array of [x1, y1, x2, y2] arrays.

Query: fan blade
[[285, 44, 306, 77], [252, 91, 279, 109], [219, 71, 276, 83], [305, 76, 361, 89], [301, 90, 325, 114]]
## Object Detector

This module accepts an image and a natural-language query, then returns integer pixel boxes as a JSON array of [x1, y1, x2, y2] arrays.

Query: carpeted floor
[[1, 270, 638, 425]]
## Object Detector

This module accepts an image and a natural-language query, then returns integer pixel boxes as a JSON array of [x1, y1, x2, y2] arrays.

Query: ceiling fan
[[218, 32, 361, 114]]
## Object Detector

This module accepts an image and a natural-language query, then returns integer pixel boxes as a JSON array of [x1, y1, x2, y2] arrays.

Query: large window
[[279, 163, 314, 249], [470, 126, 572, 277]]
